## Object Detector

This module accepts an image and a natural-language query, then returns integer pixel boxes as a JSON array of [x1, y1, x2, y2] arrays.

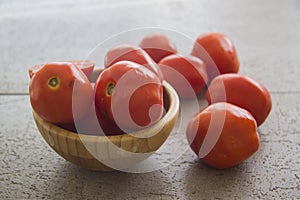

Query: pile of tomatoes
[[29, 32, 272, 169]]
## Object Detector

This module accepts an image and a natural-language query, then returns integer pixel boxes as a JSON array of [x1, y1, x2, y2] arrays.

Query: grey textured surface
[[1, 0, 300, 199]]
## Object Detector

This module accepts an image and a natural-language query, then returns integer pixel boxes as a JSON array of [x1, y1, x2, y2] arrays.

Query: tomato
[[28, 64, 43, 79], [159, 54, 208, 99], [206, 73, 272, 126], [58, 103, 125, 136], [104, 44, 163, 80], [186, 102, 260, 169], [95, 61, 163, 131], [56, 103, 125, 136], [29, 62, 94, 124], [139, 33, 177, 63], [96, 107, 126, 136], [191, 32, 239, 80], [28, 60, 95, 79], [68, 60, 95, 77]]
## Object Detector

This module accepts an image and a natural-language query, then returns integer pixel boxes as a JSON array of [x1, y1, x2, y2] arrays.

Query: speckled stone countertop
[[1, 0, 299, 199]]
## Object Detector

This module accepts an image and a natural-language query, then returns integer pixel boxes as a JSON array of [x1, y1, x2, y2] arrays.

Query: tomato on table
[[159, 54, 208, 99], [206, 73, 272, 126], [95, 61, 164, 131], [28, 60, 95, 78], [191, 32, 239, 80], [186, 102, 260, 169], [104, 44, 163, 80], [29, 62, 94, 124], [139, 33, 177, 63]]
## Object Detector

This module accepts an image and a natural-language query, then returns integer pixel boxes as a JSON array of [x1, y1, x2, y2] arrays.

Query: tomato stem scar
[[106, 82, 115, 96], [48, 76, 60, 90]]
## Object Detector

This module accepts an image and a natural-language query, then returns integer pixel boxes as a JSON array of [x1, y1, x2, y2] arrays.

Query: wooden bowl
[[32, 71, 179, 171]]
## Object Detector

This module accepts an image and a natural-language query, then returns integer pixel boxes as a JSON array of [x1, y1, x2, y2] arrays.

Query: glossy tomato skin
[[191, 32, 239, 80], [186, 102, 260, 169], [206, 74, 272, 126], [159, 55, 208, 99], [104, 44, 163, 80], [139, 33, 177, 63], [28, 60, 95, 79], [95, 61, 163, 131], [29, 62, 94, 124]]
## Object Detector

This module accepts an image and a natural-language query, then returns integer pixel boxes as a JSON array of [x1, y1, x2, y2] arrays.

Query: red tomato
[[28, 64, 43, 79], [96, 107, 126, 136], [139, 33, 177, 63], [58, 104, 125, 136], [28, 60, 95, 79], [68, 60, 95, 77], [191, 32, 239, 80], [95, 61, 163, 131], [104, 44, 163, 80], [29, 62, 94, 124], [186, 102, 260, 169], [159, 55, 208, 99], [206, 73, 272, 126]]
